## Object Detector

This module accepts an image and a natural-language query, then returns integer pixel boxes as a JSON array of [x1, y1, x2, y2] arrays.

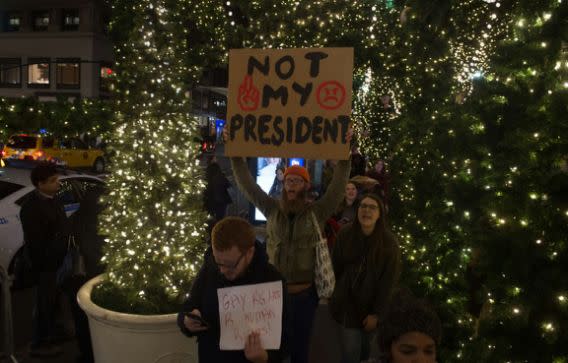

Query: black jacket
[[178, 241, 289, 363], [19, 190, 69, 273], [330, 225, 401, 328], [72, 184, 106, 278]]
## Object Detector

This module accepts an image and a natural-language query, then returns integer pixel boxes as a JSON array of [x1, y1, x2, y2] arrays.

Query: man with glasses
[[228, 147, 351, 363], [178, 217, 289, 363]]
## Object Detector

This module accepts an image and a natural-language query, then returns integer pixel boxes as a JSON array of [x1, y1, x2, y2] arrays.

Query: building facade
[[0, 0, 113, 100]]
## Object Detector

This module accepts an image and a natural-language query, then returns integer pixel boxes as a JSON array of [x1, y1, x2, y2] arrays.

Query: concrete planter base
[[77, 275, 197, 363]]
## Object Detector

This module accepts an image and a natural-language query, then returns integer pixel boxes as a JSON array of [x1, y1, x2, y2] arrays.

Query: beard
[[281, 188, 308, 214]]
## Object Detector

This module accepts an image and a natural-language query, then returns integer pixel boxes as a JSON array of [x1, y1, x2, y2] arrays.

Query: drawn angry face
[[316, 80, 346, 110]]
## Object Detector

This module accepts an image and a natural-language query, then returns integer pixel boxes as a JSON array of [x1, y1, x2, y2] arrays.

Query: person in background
[[204, 156, 233, 224], [268, 166, 285, 199], [377, 290, 442, 363], [332, 181, 360, 227], [350, 147, 366, 178], [178, 217, 289, 363], [226, 128, 352, 363], [19, 163, 69, 357], [68, 182, 107, 363], [330, 193, 401, 363], [366, 160, 390, 205]]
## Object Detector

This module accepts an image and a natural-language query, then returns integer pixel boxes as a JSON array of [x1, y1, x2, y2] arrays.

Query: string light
[[93, 0, 226, 314]]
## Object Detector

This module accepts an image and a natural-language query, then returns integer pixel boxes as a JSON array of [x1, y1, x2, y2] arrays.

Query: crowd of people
[[180, 135, 441, 363], [18, 148, 439, 363]]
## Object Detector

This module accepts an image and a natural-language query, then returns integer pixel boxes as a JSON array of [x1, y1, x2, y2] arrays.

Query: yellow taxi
[[1, 134, 106, 172]]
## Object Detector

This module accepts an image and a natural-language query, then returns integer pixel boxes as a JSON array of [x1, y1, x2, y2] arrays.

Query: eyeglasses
[[359, 203, 379, 211], [214, 252, 245, 270], [285, 178, 305, 185]]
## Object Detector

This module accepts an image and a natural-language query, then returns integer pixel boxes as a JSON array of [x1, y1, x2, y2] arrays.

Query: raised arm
[[313, 159, 351, 221], [230, 157, 278, 217]]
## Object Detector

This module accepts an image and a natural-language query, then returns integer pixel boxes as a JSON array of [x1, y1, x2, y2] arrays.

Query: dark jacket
[[231, 157, 351, 283], [330, 225, 401, 329], [178, 241, 289, 363], [204, 162, 232, 218], [19, 190, 69, 273], [72, 184, 106, 278]]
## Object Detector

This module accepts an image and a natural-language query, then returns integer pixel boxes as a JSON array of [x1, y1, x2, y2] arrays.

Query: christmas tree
[[351, 2, 509, 360], [0, 97, 113, 143], [92, 0, 226, 314], [356, 1, 567, 361], [458, 1, 568, 361]]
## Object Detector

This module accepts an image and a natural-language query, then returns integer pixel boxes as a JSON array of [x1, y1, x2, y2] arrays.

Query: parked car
[[0, 163, 105, 285], [1, 134, 106, 173]]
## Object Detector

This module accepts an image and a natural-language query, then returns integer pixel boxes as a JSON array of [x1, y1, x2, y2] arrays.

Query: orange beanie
[[284, 165, 310, 183]]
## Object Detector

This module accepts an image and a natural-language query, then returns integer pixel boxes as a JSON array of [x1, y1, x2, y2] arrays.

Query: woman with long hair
[[333, 181, 359, 226], [330, 193, 401, 363]]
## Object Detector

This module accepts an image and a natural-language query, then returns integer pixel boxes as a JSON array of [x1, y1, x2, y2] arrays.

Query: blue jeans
[[288, 285, 318, 363], [340, 327, 372, 363]]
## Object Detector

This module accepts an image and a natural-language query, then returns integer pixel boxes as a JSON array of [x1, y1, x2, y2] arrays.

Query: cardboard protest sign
[[225, 47, 353, 160], [217, 281, 283, 350]]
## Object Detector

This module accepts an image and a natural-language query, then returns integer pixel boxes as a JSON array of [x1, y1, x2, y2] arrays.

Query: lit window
[[57, 59, 80, 88], [100, 64, 113, 92], [28, 59, 50, 87], [5, 13, 22, 31], [62, 9, 80, 31], [33, 11, 50, 31], [0, 58, 21, 87]]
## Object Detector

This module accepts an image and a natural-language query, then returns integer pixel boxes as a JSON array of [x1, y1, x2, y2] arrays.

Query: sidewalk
[[1, 288, 79, 363]]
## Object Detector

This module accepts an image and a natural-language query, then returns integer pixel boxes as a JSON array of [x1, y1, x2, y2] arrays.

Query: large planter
[[77, 275, 197, 363]]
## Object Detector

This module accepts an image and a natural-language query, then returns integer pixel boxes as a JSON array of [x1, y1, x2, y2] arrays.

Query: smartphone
[[184, 312, 209, 327]]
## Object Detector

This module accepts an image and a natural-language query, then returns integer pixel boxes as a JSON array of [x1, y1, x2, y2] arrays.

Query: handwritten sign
[[217, 281, 283, 350], [225, 47, 354, 160]]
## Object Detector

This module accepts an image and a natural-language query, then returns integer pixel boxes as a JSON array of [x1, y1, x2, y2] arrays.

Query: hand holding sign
[[237, 75, 260, 111], [346, 126, 354, 145], [223, 126, 229, 143], [244, 331, 269, 363], [217, 281, 283, 350]]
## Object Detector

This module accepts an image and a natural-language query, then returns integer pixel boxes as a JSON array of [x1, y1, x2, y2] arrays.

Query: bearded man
[[229, 154, 351, 363]]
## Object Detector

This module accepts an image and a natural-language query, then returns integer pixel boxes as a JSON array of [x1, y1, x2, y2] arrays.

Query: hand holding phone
[[185, 311, 209, 327]]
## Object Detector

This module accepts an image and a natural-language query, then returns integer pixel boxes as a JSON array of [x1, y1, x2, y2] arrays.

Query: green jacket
[[330, 225, 401, 329], [230, 157, 351, 283]]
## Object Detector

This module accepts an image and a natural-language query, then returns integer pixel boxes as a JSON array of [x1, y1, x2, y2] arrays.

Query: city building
[[192, 67, 228, 150], [0, 0, 113, 100]]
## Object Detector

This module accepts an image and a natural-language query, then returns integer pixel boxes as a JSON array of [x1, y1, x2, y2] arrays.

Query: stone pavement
[[2, 288, 377, 363]]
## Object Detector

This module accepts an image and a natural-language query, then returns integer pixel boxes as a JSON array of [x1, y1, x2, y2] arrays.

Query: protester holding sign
[[225, 46, 354, 363], [227, 156, 349, 361], [330, 193, 401, 363], [177, 217, 289, 363]]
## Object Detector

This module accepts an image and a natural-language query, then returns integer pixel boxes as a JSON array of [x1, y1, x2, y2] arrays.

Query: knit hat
[[378, 289, 442, 357], [284, 165, 310, 183]]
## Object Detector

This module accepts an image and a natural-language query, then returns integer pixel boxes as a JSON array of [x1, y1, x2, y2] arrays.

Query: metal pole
[[0, 266, 19, 363]]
